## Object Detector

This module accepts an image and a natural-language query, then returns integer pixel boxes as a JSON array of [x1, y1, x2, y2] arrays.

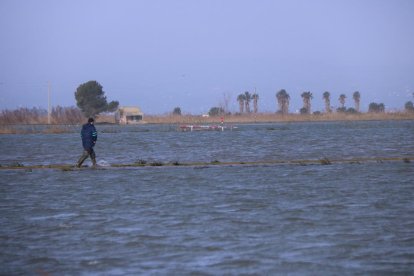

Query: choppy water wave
[[1, 121, 414, 274], [1, 120, 413, 167]]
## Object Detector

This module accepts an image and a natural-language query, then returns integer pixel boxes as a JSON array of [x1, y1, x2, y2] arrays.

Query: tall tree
[[405, 101, 414, 112], [75, 81, 119, 118], [208, 107, 224, 116], [172, 107, 182, 115], [339, 94, 347, 108], [276, 89, 290, 114], [301, 91, 313, 114], [323, 91, 331, 113], [252, 93, 259, 113], [244, 91, 251, 113], [353, 91, 361, 112], [368, 102, 385, 113], [237, 94, 245, 113]]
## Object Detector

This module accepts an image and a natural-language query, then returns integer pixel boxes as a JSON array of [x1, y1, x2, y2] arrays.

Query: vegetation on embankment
[[143, 112, 414, 124], [0, 156, 412, 171], [1, 110, 413, 134]]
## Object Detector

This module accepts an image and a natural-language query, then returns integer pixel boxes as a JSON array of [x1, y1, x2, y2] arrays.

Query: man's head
[[88, 118, 94, 124]]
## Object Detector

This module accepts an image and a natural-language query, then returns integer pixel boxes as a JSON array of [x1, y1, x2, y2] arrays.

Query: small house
[[115, 106, 144, 124]]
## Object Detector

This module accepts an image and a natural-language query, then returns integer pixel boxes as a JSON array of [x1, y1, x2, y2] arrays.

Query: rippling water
[[1, 121, 414, 274]]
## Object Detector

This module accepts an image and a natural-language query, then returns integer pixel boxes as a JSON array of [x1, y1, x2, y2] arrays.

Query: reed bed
[[1, 112, 413, 134], [144, 112, 414, 124], [0, 125, 79, 134]]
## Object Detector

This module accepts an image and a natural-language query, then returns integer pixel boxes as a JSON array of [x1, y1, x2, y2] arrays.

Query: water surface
[[1, 121, 413, 274]]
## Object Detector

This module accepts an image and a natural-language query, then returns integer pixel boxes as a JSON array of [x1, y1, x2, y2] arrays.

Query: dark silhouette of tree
[[336, 107, 347, 113], [339, 94, 346, 108], [368, 102, 385, 113], [405, 101, 414, 112], [208, 107, 225, 116], [75, 80, 119, 118], [346, 107, 357, 114], [300, 107, 308, 114], [276, 89, 290, 114], [237, 94, 245, 113], [244, 91, 251, 113], [353, 91, 361, 112], [252, 93, 259, 113], [172, 107, 182, 115], [301, 91, 313, 114], [323, 91, 331, 113]]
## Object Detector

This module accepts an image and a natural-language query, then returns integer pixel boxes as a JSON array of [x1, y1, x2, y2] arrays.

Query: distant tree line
[[3, 80, 413, 121], [202, 89, 414, 117], [274, 90, 363, 114], [230, 89, 409, 115]]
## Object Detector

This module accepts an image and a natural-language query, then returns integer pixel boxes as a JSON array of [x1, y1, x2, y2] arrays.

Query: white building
[[115, 106, 144, 124]]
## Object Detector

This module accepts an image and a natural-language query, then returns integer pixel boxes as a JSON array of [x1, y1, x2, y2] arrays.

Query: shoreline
[[1, 112, 413, 134], [142, 112, 414, 124]]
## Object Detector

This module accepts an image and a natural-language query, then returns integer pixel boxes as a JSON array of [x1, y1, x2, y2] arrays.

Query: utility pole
[[48, 81, 51, 124]]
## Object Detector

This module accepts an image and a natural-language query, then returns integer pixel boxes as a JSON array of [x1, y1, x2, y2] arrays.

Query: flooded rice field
[[1, 120, 414, 274]]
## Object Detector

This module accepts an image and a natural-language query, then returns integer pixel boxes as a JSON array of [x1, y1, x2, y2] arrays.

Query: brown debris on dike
[[0, 156, 412, 171]]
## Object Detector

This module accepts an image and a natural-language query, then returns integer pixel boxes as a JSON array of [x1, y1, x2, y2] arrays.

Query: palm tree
[[252, 93, 259, 113], [405, 101, 414, 112], [323, 91, 331, 113], [276, 89, 290, 114], [353, 91, 361, 112], [237, 94, 245, 113], [301, 91, 313, 114], [244, 91, 251, 113], [339, 94, 346, 108]]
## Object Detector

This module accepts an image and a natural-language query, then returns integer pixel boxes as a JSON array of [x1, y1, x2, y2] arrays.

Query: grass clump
[[10, 162, 24, 167], [320, 157, 332, 165], [135, 159, 147, 165]]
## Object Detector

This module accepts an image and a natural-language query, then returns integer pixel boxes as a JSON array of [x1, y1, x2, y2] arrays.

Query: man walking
[[77, 118, 97, 167]]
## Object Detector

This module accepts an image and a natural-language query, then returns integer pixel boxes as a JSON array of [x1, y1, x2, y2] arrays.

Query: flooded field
[[1, 121, 414, 274]]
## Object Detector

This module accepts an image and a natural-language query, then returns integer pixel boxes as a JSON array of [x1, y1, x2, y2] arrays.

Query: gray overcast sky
[[1, 0, 413, 114]]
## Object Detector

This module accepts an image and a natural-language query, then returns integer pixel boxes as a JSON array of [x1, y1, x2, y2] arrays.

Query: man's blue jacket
[[81, 123, 97, 150]]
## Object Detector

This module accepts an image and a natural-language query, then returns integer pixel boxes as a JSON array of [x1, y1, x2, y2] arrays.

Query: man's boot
[[91, 151, 97, 167], [77, 151, 89, 168]]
